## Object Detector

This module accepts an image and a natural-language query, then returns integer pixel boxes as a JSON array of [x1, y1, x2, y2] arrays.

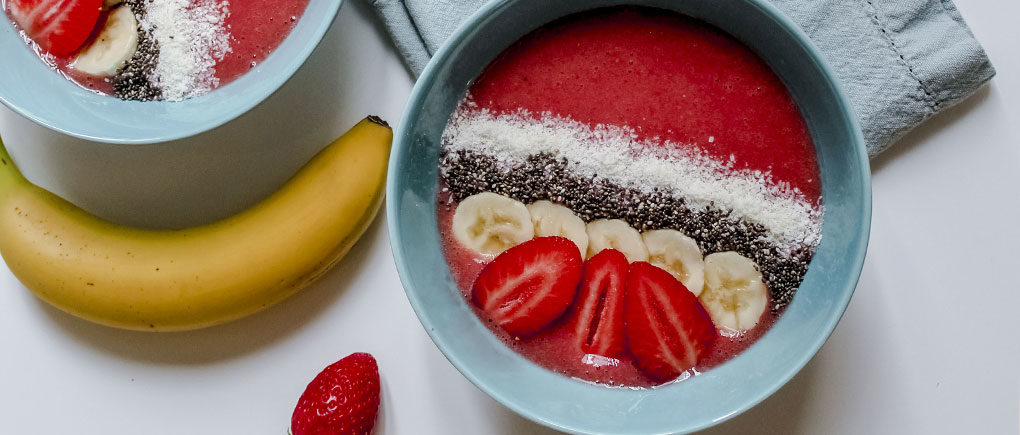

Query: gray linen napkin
[[370, 0, 995, 156]]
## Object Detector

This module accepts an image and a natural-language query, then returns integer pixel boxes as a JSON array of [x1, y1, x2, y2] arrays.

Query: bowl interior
[[0, 0, 341, 144], [388, 0, 870, 433]]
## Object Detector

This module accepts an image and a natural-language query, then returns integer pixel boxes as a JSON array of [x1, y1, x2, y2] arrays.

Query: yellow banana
[[0, 116, 391, 331]]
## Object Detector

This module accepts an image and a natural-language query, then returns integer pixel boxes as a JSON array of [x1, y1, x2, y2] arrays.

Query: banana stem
[[0, 135, 27, 191]]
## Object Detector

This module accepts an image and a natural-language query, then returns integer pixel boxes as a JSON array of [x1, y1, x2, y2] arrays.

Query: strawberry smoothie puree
[[438, 196, 777, 388], [470, 7, 820, 199], [3, 0, 310, 98], [214, 0, 308, 84], [436, 7, 817, 387]]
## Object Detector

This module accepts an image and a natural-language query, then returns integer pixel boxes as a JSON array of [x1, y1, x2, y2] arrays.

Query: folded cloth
[[370, 0, 995, 156]]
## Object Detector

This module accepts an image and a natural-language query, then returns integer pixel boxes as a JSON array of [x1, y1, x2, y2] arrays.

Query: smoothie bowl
[[388, 0, 870, 433], [0, 0, 341, 143]]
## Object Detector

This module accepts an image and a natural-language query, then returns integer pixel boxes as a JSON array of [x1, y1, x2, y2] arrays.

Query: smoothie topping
[[642, 229, 706, 296], [570, 249, 629, 358], [471, 236, 583, 339], [451, 192, 533, 255], [455, 191, 767, 382], [624, 262, 717, 382], [72, 4, 139, 76], [526, 200, 588, 257], [700, 252, 769, 334], [140, 0, 231, 101], [441, 109, 821, 310], [442, 107, 822, 253], [585, 218, 648, 263], [5, 0, 308, 101], [7, 0, 104, 57]]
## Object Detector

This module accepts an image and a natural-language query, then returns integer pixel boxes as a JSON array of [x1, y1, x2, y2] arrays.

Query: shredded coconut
[[442, 106, 823, 251], [138, 0, 231, 101]]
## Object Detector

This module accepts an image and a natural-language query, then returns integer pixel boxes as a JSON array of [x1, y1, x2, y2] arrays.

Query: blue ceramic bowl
[[388, 0, 870, 433], [0, 0, 341, 144]]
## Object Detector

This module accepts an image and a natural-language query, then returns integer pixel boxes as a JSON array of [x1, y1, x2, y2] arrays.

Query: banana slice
[[72, 5, 138, 77], [452, 192, 534, 255], [699, 252, 768, 334], [642, 229, 706, 296], [526, 200, 588, 257], [585, 219, 648, 262]]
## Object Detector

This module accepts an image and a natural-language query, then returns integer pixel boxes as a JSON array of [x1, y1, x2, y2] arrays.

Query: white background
[[1, 0, 1017, 433]]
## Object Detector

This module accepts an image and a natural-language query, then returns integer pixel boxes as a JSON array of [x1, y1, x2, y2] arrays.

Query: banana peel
[[0, 116, 392, 331]]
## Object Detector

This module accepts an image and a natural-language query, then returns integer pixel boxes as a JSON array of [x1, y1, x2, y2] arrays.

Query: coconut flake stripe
[[139, 0, 231, 101], [441, 108, 823, 249]]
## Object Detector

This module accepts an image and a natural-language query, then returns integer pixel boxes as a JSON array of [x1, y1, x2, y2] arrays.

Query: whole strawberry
[[291, 352, 380, 435]]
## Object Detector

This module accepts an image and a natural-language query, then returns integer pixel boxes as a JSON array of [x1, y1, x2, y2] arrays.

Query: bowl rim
[[0, 0, 343, 145], [387, 0, 871, 433]]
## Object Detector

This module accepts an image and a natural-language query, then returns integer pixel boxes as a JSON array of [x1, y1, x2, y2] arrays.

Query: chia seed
[[440, 149, 815, 311], [112, 0, 162, 101]]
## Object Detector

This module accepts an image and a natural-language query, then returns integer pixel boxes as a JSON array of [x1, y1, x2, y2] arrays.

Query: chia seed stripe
[[112, 0, 162, 101], [440, 149, 815, 311]]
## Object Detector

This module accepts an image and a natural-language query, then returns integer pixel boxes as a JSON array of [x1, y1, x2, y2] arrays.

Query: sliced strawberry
[[8, 0, 104, 57], [472, 236, 583, 338], [624, 262, 717, 382], [568, 248, 628, 357]]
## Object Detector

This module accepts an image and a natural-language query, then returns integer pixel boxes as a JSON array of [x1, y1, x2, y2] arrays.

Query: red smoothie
[[470, 7, 819, 199], [214, 0, 308, 84], [3, 0, 310, 100], [437, 7, 822, 388]]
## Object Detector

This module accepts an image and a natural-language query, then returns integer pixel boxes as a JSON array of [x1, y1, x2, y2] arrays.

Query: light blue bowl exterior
[[388, 0, 871, 433], [0, 0, 342, 144]]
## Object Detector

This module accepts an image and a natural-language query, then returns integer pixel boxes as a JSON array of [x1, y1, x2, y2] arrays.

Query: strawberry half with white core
[[571, 248, 628, 358], [625, 262, 717, 382], [291, 352, 380, 435], [8, 0, 105, 57], [472, 236, 583, 338]]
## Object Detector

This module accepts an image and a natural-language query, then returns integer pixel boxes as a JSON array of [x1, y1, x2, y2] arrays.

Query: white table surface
[[1, 0, 1018, 433]]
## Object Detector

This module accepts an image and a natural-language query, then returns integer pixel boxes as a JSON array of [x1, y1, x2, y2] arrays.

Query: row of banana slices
[[451, 192, 769, 334]]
